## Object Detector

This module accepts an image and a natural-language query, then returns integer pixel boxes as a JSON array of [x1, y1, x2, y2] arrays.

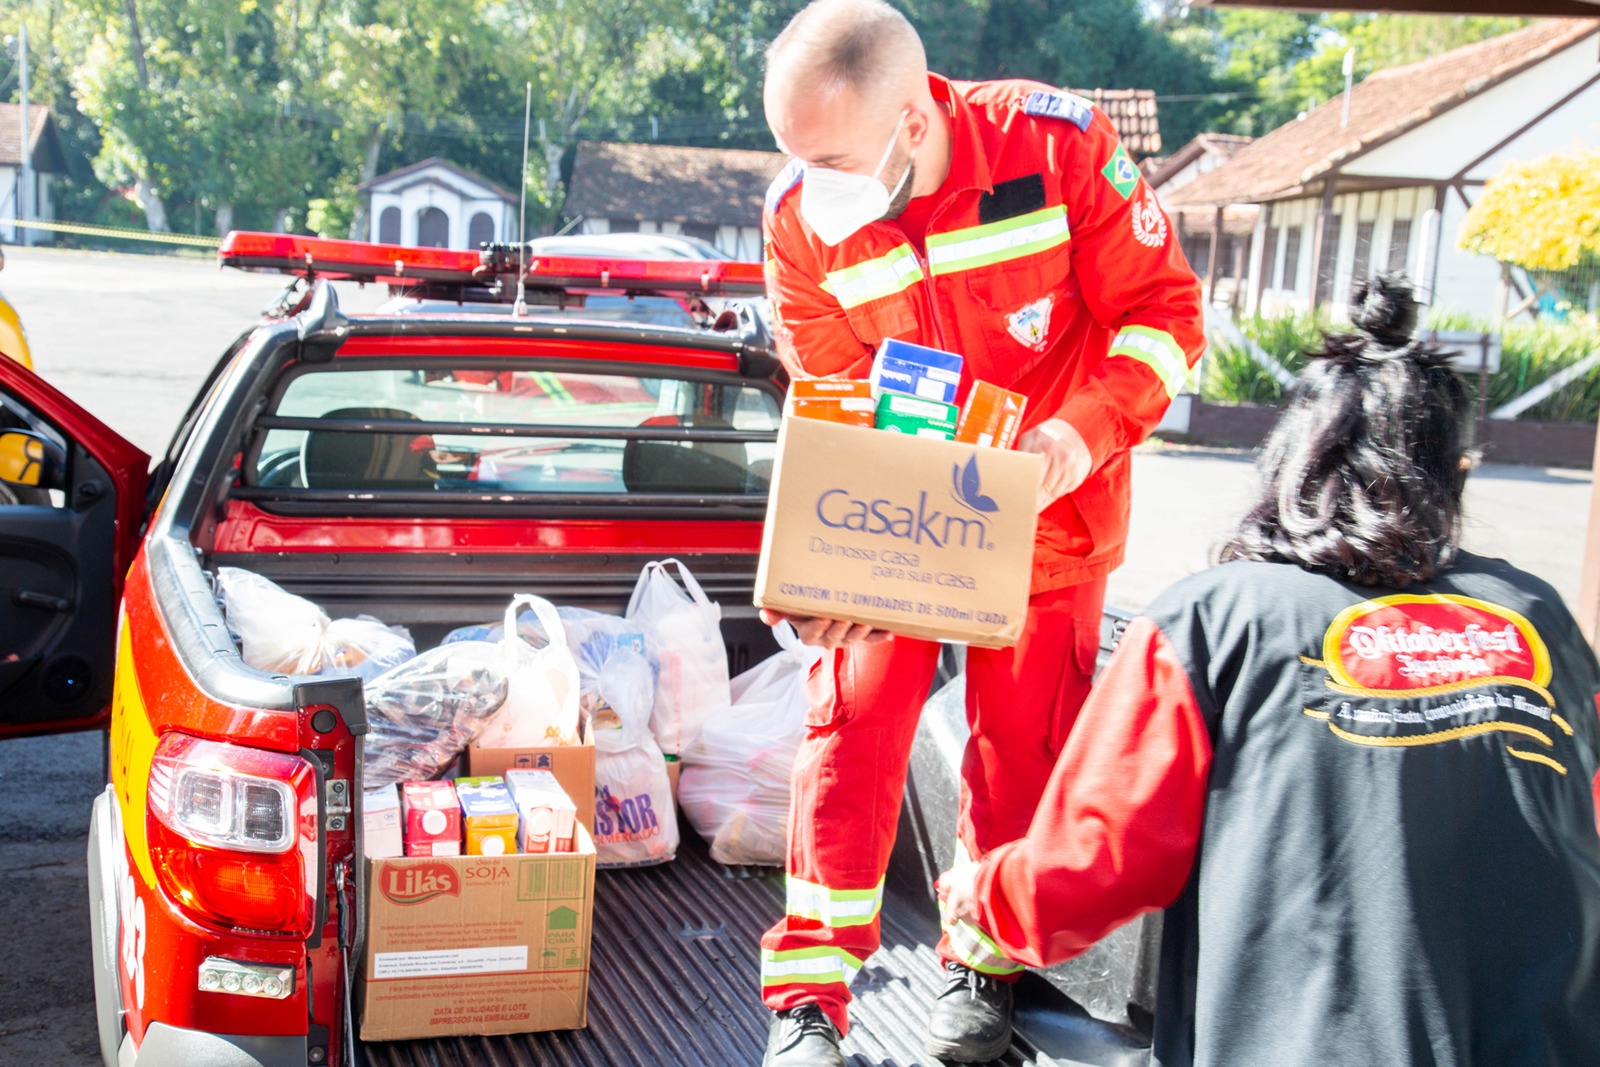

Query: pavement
[[0, 245, 1591, 1065]]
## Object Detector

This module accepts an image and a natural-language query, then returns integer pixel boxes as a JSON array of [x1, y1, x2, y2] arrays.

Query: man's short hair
[[766, 0, 926, 103]]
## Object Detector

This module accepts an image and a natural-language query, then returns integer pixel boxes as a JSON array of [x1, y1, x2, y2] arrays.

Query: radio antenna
[[514, 81, 533, 317]]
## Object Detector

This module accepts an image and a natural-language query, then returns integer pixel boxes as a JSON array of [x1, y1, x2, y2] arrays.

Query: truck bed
[[357, 827, 1142, 1067], [356, 644, 1154, 1067]]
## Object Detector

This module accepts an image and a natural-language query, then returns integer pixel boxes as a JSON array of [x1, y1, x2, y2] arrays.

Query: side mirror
[[0, 430, 65, 492]]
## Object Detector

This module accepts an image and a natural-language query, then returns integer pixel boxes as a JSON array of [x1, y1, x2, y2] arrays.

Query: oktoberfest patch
[[1300, 594, 1570, 775]]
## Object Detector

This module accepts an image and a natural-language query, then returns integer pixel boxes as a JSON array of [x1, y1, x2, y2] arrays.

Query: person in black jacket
[[940, 274, 1600, 1067]]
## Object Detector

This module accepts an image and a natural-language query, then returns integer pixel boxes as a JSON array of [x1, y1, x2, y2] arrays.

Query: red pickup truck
[[0, 233, 1153, 1067]]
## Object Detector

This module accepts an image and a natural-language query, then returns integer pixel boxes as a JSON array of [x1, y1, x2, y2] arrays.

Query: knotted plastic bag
[[680, 623, 820, 865], [625, 559, 731, 756], [474, 594, 582, 749], [218, 566, 414, 681], [362, 641, 507, 787]]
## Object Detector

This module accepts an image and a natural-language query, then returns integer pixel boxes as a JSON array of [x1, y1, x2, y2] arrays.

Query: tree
[[1459, 148, 1600, 275]]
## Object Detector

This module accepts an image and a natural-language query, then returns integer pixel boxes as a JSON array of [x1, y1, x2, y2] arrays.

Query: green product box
[[875, 393, 958, 440]]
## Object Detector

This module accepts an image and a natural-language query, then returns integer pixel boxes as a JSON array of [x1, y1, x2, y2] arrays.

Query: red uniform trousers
[[759, 577, 1106, 1034]]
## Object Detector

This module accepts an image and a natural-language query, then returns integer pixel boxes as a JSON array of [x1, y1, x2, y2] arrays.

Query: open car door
[[0, 355, 148, 739]]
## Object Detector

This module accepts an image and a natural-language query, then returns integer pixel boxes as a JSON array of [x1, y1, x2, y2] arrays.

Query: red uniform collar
[[927, 73, 993, 197]]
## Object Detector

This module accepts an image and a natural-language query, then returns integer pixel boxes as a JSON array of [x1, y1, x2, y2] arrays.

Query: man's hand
[[1016, 418, 1092, 513], [759, 608, 892, 650], [935, 859, 981, 926]]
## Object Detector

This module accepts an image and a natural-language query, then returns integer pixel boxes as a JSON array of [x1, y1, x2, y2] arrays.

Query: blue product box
[[869, 338, 964, 404]]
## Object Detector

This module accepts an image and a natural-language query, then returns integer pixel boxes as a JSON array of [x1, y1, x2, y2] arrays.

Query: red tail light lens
[[147, 734, 318, 935]]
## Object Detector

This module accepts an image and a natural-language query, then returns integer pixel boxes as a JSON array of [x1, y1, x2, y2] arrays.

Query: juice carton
[[869, 339, 963, 404], [399, 780, 461, 857], [363, 784, 403, 859], [875, 393, 958, 440], [504, 769, 579, 855], [454, 776, 521, 856], [955, 382, 1028, 449]]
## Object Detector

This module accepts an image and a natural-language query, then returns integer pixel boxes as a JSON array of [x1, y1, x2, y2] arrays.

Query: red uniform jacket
[[763, 75, 1204, 591]]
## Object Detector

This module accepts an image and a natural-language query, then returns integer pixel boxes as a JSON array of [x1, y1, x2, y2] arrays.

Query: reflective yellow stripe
[[925, 206, 1069, 276], [760, 946, 868, 988], [1110, 325, 1188, 399], [821, 245, 924, 309], [786, 876, 884, 929], [939, 898, 1025, 976]]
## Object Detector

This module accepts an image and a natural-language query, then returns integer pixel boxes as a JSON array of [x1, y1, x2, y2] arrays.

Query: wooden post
[[1579, 423, 1600, 652], [1205, 205, 1225, 306]]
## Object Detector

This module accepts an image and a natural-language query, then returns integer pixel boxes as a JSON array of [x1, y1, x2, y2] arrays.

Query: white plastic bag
[[474, 595, 582, 748], [592, 642, 679, 867], [218, 567, 414, 680], [680, 623, 821, 866], [625, 559, 731, 756], [362, 640, 507, 788]]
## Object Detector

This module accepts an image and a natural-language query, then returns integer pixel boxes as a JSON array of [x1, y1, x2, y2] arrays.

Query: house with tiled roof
[[0, 102, 67, 246], [563, 142, 787, 261], [1166, 18, 1600, 316], [561, 91, 1162, 261], [1147, 133, 1258, 306]]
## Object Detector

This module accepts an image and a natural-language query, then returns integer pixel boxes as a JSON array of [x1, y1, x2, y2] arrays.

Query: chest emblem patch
[[1006, 297, 1053, 351], [1131, 189, 1168, 249]]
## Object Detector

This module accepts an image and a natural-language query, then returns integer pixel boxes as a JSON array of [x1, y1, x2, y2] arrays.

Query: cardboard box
[[401, 781, 461, 857], [956, 382, 1027, 450], [876, 393, 958, 440], [504, 769, 578, 854], [466, 738, 596, 835], [870, 338, 963, 404], [360, 827, 597, 1040], [363, 785, 403, 859], [455, 777, 520, 856], [755, 416, 1042, 648]]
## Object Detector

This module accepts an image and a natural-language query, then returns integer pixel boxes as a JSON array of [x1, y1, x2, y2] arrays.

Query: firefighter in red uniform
[[756, 1, 1203, 1064]]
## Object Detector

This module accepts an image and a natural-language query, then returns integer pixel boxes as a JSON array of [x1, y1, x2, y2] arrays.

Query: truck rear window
[[246, 367, 780, 498]]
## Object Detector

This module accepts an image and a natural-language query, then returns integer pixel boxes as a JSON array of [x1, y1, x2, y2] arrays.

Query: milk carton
[[504, 769, 579, 855]]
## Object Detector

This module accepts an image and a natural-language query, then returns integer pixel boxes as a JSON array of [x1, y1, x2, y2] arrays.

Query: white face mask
[[798, 110, 914, 247]]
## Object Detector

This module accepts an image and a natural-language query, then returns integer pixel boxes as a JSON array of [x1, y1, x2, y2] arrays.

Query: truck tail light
[[147, 734, 318, 935]]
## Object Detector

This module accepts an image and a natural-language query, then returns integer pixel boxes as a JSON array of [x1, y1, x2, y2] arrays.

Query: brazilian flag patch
[[1101, 145, 1139, 201]]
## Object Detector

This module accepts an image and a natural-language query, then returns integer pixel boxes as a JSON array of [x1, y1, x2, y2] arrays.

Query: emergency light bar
[[217, 231, 768, 299]]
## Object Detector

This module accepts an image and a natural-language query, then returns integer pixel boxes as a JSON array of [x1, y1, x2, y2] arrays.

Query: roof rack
[[217, 231, 768, 301]]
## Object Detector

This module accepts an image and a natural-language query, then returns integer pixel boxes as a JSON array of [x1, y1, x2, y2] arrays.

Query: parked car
[[0, 231, 1151, 1067]]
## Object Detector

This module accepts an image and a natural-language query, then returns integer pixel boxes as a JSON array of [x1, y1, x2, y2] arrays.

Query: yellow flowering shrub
[[1458, 149, 1600, 272]]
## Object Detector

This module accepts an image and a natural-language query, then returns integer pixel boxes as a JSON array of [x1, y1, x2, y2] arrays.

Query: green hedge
[[1200, 311, 1600, 422]]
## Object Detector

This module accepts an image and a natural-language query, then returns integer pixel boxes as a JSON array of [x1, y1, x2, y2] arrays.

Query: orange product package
[[955, 381, 1027, 450]]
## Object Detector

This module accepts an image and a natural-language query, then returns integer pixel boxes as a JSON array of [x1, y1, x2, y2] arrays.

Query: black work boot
[[763, 1003, 846, 1066], [924, 960, 1015, 1063]]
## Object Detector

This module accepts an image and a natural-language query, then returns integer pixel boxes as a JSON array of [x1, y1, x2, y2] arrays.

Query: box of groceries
[[756, 342, 1041, 648]]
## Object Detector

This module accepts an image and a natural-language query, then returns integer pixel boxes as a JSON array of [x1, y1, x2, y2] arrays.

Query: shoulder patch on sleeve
[[765, 158, 805, 214], [1022, 90, 1094, 132]]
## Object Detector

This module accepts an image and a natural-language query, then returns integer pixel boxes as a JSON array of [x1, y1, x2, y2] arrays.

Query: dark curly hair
[[1219, 274, 1473, 588]]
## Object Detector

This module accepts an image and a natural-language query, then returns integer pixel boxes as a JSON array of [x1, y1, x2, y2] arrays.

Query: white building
[[1167, 18, 1600, 317], [0, 103, 65, 246], [359, 158, 518, 250]]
